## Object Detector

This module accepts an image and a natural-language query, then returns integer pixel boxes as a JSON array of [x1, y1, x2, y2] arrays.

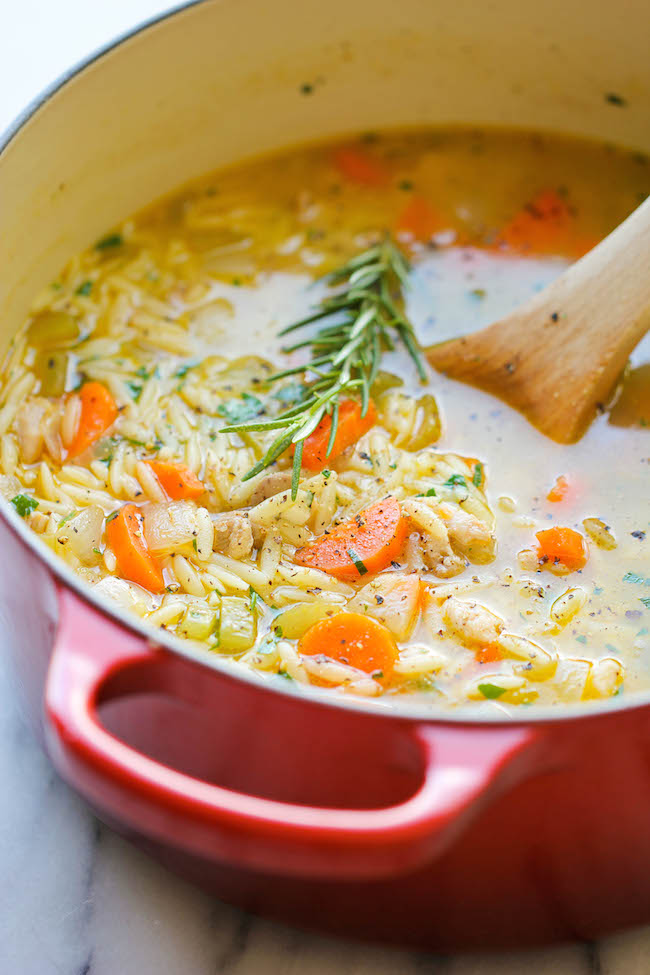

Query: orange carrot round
[[147, 460, 204, 500], [106, 504, 164, 592], [295, 496, 407, 579], [67, 381, 118, 458], [536, 526, 588, 571], [333, 147, 387, 187], [299, 612, 398, 681], [396, 196, 440, 242], [301, 398, 376, 471]]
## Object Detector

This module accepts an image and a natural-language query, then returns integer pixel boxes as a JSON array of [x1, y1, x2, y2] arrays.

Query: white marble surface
[[1, 3, 650, 973]]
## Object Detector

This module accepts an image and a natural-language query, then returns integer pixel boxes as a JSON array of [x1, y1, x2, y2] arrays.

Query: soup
[[1, 128, 648, 710]]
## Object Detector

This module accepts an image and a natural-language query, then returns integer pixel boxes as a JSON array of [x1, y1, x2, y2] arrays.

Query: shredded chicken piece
[[247, 470, 293, 506], [437, 502, 496, 563], [400, 498, 466, 577], [441, 596, 504, 647], [213, 511, 254, 559], [15, 397, 51, 464]]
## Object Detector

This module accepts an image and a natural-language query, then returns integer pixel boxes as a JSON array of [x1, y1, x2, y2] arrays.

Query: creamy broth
[[2, 128, 648, 711]]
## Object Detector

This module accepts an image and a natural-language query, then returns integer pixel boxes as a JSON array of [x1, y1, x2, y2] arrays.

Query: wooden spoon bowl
[[425, 197, 650, 443]]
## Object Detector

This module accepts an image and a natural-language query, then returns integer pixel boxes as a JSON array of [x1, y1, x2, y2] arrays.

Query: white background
[[1, 2, 649, 973]]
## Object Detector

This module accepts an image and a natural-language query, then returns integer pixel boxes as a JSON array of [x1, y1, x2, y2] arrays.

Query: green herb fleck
[[105, 510, 119, 523], [273, 382, 307, 406], [416, 487, 437, 498], [75, 280, 93, 296], [623, 571, 650, 585], [192, 538, 198, 552], [10, 494, 38, 518], [277, 669, 293, 680], [58, 510, 79, 528], [95, 232, 123, 250], [444, 473, 467, 489], [472, 463, 483, 487], [174, 363, 195, 379], [575, 634, 588, 644], [92, 547, 102, 555], [640, 597, 650, 610], [126, 381, 143, 401], [274, 625, 284, 638], [478, 683, 506, 699], [347, 548, 368, 575], [217, 393, 264, 425]]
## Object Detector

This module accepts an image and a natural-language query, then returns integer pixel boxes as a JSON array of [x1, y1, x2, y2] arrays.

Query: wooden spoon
[[425, 197, 650, 443]]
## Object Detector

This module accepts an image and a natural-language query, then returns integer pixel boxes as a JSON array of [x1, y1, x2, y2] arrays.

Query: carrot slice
[[295, 496, 408, 579], [476, 644, 504, 664], [301, 398, 377, 471], [106, 504, 164, 592], [147, 460, 204, 500], [67, 382, 118, 458], [333, 147, 387, 187], [496, 188, 579, 256], [536, 526, 588, 571], [299, 612, 398, 681], [396, 196, 440, 242], [547, 475, 570, 503]]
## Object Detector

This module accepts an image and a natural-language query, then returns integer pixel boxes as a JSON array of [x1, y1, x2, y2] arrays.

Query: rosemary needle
[[220, 235, 426, 498]]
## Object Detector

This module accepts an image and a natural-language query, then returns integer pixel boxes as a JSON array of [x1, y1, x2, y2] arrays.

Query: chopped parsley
[[10, 494, 38, 518], [105, 510, 119, 523], [174, 362, 196, 379], [273, 625, 284, 638], [126, 381, 143, 401], [472, 463, 483, 487], [416, 487, 437, 498], [347, 548, 368, 575], [217, 393, 264, 424], [277, 670, 294, 680], [478, 683, 506, 699], [640, 597, 650, 610], [444, 473, 467, 489], [623, 571, 650, 585], [95, 232, 123, 250], [249, 586, 266, 612], [575, 634, 588, 645], [273, 382, 307, 406], [75, 280, 93, 296], [58, 510, 79, 528]]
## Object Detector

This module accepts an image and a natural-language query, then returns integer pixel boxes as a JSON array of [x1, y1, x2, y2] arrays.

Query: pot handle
[[45, 587, 538, 880]]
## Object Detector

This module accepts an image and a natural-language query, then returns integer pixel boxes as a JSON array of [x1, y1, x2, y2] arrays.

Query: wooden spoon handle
[[426, 196, 650, 443]]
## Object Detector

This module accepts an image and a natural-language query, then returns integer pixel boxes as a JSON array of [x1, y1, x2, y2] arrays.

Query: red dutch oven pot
[[1, 0, 649, 950]]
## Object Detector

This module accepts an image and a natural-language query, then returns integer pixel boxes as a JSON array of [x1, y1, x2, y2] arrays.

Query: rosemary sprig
[[221, 235, 426, 498]]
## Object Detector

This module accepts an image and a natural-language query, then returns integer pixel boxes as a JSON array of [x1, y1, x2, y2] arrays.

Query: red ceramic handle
[[45, 587, 537, 880]]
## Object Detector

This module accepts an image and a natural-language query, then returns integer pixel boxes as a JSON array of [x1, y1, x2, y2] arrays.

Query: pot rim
[[1, 0, 646, 727]]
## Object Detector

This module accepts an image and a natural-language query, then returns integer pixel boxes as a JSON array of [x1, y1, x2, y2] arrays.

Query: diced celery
[[217, 596, 257, 653], [273, 601, 342, 639], [27, 311, 80, 349], [177, 604, 217, 641], [34, 349, 69, 396]]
